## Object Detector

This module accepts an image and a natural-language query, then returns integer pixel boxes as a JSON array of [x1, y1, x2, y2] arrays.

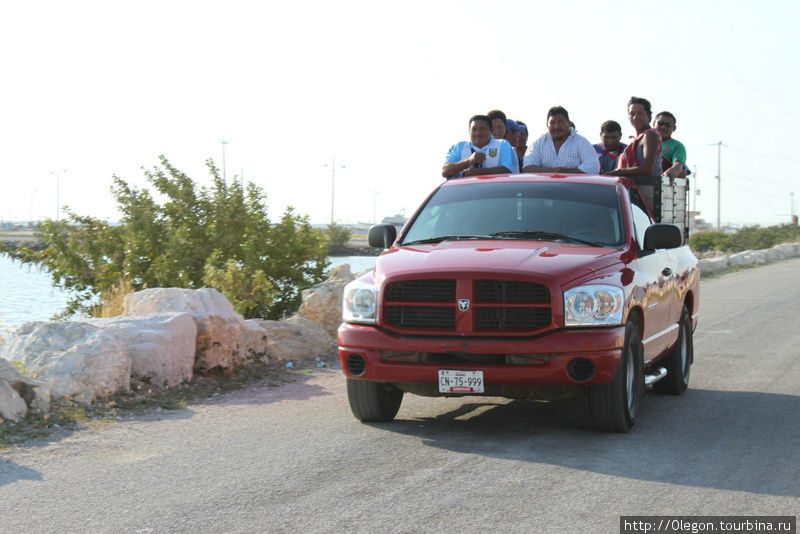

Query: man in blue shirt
[[442, 115, 519, 179]]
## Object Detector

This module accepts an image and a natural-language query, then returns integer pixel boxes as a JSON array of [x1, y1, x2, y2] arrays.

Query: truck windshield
[[401, 182, 624, 247]]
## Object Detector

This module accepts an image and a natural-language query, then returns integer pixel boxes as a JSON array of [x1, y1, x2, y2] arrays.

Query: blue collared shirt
[[445, 138, 519, 177]]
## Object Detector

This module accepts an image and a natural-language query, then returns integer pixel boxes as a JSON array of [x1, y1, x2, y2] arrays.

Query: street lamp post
[[50, 169, 67, 221], [221, 140, 229, 182], [324, 156, 346, 225]]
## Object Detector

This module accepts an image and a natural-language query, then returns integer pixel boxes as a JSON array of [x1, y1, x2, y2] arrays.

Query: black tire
[[653, 306, 692, 395], [588, 321, 644, 432], [346, 378, 404, 422]]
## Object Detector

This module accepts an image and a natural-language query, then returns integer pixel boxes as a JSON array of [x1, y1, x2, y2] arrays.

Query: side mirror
[[643, 223, 682, 250], [368, 224, 397, 249]]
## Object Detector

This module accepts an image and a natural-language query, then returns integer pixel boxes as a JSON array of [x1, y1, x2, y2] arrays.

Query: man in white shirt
[[442, 115, 519, 179], [522, 106, 600, 174]]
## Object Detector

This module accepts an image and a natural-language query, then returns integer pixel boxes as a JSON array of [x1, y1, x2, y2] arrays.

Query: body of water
[[0, 254, 378, 332]]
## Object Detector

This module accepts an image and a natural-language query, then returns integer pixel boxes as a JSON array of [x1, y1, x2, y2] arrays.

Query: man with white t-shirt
[[522, 106, 600, 174], [442, 115, 519, 179]]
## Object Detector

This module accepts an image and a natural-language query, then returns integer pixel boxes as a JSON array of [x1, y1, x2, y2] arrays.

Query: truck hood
[[374, 240, 625, 285]]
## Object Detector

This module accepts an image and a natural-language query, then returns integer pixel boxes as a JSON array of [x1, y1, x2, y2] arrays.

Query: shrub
[[689, 231, 729, 252], [5, 156, 329, 319], [690, 224, 800, 253], [325, 223, 352, 255]]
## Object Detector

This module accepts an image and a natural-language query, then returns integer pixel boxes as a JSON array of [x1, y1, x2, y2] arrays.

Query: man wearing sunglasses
[[654, 111, 688, 178]]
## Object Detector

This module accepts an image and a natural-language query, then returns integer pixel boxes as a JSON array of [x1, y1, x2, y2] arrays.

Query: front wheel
[[653, 306, 693, 395], [588, 321, 644, 432], [346, 378, 404, 422]]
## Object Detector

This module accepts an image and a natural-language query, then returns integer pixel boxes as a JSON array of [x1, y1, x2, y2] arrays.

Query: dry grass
[[92, 277, 135, 318]]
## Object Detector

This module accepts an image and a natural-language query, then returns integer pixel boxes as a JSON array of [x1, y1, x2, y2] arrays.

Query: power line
[[721, 144, 800, 163], [722, 169, 800, 187], [722, 178, 787, 200]]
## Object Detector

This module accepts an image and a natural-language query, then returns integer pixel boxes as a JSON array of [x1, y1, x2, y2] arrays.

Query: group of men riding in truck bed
[[442, 96, 688, 186]]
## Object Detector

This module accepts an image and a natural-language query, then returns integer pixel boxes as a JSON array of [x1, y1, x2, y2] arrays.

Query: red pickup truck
[[338, 173, 699, 432]]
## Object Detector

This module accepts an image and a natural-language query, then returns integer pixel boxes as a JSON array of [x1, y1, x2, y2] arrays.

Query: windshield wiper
[[489, 231, 603, 247], [402, 235, 491, 246]]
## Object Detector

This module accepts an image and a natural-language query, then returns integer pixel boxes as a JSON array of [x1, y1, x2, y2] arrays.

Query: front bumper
[[338, 323, 625, 386]]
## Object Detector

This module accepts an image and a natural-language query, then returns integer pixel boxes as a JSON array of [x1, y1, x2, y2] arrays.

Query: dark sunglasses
[[656, 120, 674, 128]]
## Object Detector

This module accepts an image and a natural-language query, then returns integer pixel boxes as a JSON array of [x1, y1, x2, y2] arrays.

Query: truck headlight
[[343, 279, 377, 324], [563, 284, 624, 326]]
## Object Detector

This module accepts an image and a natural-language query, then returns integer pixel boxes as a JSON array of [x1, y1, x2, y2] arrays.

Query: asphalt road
[[1, 259, 799, 533]]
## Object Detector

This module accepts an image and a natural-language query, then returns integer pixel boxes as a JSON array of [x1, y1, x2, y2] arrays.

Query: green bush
[[4, 156, 329, 319], [688, 231, 729, 252], [324, 222, 352, 255], [690, 224, 800, 253]]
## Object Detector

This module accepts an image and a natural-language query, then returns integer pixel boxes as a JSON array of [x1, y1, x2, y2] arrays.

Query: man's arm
[[606, 130, 660, 177], [522, 164, 581, 173], [498, 140, 519, 173], [521, 138, 544, 172], [576, 137, 601, 174], [462, 165, 512, 177], [662, 141, 687, 178], [663, 160, 685, 178], [442, 144, 485, 179]]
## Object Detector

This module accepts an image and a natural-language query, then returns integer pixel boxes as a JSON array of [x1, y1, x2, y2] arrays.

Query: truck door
[[629, 190, 678, 363]]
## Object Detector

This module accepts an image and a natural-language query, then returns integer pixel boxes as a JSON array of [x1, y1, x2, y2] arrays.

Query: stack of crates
[[637, 177, 689, 243]]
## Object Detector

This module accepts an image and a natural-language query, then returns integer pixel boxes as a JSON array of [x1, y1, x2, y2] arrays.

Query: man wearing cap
[[522, 106, 600, 174], [505, 119, 527, 170], [442, 114, 519, 179], [513, 120, 529, 169]]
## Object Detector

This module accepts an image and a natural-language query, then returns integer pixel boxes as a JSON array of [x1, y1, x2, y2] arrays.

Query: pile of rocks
[[0, 264, 357, 422], [697, 242, 800, 274]]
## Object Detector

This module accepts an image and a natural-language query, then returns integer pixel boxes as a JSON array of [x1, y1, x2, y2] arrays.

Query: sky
[[1, 0, 798, 228]]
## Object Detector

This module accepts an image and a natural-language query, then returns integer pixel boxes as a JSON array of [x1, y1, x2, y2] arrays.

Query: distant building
[[381, 214, 407, 229]]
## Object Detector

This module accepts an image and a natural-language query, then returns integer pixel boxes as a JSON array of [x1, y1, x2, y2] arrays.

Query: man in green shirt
[[654, 111, 687, 178]]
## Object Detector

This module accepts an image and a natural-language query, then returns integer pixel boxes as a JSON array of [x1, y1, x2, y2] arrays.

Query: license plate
[[438, 369, 484, 393]]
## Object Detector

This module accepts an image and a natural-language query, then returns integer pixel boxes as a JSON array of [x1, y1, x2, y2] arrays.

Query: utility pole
[[324, 156, 345, 225], [716, 141, 722, 231], [221, 140, 229, 182]]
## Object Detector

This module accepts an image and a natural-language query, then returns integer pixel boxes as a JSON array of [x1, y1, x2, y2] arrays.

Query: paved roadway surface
[[1, 259, 799, 533]]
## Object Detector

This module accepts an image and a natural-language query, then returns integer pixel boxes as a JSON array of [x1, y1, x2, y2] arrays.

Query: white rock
[[123, 288, 244, 373], [0, 357, 49, 416], [774, 243, 799, 258], [298, 264, 355, 337], [256, 316, 336, 361], [85, 313, 196, 387], [699, 256, 729, 274], [0, 321, 130, 405], [237, 320, 269, 366], [728, 251, 755, 267], [764, 247, 784, 262], [0, 379, 27, 421], [0, 358, 39, 420]]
